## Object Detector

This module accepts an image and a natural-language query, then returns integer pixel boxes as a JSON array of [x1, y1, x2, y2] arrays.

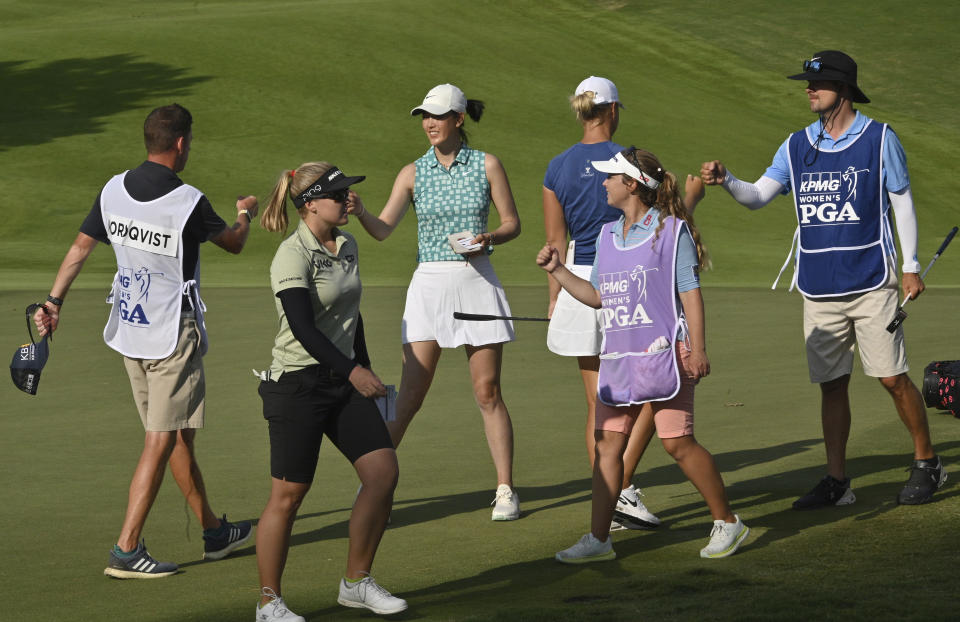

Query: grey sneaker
[[898, 456, 947, 505], [555, 533, 616, 564], [103, 540, 177, 579], [491, 484, 520, 521], [337, 577, 408, 615], [256, 588, 305, 622], [699, 515, 749, 559]]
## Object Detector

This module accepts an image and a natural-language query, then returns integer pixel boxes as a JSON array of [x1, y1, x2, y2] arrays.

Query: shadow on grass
[[0, 55, 210, 150], [177, 438, 957, 576], [297, 441, 959, 620]]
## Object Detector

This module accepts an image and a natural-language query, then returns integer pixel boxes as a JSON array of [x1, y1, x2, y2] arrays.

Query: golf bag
[[921, 360, 960, 418]]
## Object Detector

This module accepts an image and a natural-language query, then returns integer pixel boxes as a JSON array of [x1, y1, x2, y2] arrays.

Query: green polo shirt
[[269, 219, 362, 376]]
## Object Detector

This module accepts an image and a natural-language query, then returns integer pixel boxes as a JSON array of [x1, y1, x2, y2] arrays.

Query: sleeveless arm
[[483, 153, 521, 244], [351, 163, 414, 241]]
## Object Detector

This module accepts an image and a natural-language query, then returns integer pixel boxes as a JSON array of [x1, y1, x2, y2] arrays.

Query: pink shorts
[[595, 341, 696, 439]]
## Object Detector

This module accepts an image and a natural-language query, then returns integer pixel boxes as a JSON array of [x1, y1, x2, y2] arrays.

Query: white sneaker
[[491, 484, 520, 521], [699, 515, 749, 559], [256, 588, 305, 622], [337, 576, 408, 615], [555, 532, 616, 564], [613, 485, 660, 529]]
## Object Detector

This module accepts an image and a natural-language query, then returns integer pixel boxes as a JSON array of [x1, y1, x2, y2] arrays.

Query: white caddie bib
[[100, 172, 203, 359]]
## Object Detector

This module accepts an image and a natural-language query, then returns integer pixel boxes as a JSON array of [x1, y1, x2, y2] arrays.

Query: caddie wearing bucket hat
[[786, 50, 870, 103], [700, 51, 945, 509]]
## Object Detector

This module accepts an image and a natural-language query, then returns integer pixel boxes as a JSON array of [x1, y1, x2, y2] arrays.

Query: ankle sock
[[112, 544, 136, 558]]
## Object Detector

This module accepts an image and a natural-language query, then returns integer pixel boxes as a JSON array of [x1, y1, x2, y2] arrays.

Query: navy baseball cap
[[11, 335, 49, 395], [788, 50, 870, 104]]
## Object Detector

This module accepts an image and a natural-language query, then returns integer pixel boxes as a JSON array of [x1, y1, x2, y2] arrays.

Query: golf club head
[[886, 308, 907, 333]]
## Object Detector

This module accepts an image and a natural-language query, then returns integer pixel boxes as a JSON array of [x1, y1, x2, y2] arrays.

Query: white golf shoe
[[338, 576, 407, 615], [699, 515, 749, 559], [555, 532, 616, 564], [256, 588, 305, 622], [491, 484, 520, 521]]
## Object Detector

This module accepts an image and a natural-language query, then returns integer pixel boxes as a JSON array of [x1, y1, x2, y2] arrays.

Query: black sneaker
[[792, 475, 856, 510], [897, 456, 947, 505], [104, 540, 178, 579], [203, 514, 253, 560]]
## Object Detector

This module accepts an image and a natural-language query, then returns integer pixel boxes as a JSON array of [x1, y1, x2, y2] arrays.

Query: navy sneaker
[[792, 475, 855, 510], [897, 456, 947, 505], [104, 540, 177, 579], [203, 514, 253, 560]]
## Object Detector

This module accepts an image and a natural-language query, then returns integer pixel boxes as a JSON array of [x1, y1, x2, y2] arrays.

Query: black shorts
[[259, 366, 394, 484]]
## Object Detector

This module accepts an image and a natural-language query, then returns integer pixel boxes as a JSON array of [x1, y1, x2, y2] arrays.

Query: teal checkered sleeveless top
[[413, 144, 491, 262]]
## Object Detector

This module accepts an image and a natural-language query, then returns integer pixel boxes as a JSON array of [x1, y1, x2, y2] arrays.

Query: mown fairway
[[1, 1, 958, 621]]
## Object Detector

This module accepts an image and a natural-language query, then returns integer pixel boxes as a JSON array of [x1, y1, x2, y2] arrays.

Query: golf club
[[886, 225, 957, 333], [453, 311, 549, 322]]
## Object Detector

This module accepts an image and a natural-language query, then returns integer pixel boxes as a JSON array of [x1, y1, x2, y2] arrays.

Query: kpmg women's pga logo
[[116, 266, 163, 325]]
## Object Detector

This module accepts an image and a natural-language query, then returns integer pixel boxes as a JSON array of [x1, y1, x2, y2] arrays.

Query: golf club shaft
[[453, 312, 549, 322], [900, 225, 958, 306]]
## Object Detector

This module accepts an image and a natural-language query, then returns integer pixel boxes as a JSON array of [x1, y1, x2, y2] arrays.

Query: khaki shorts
[[124, 317, 205, 431], [803, 271, 908, 383]]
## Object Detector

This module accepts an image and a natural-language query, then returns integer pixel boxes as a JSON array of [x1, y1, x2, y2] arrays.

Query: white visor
[[590, 152, 660, 189]]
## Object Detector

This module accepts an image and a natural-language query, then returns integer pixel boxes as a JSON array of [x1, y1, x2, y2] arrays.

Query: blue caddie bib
[[786, 119, 889, 297]]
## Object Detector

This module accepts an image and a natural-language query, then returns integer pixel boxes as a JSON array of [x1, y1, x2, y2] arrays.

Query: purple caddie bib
[[595, 216, 685, 406]]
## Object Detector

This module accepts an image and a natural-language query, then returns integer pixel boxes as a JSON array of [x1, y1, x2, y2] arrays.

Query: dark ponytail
[[459, 99, 485, 144]]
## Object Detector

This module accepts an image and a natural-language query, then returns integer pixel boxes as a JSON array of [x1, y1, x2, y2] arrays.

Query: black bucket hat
[[788, 50, 870, 104]]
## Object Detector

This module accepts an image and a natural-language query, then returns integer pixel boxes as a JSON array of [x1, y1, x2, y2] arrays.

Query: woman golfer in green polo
[[253, 161, 406, 621]]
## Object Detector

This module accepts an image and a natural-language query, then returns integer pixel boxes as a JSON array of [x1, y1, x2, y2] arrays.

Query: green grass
[[1, 286, 958, 621], [1, 1, 959, 620]]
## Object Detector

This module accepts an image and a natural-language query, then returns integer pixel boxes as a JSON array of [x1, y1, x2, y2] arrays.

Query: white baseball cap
[[410, 84, 467, 116], [591, 150, 660, 189], [574, 76, 623, 107]]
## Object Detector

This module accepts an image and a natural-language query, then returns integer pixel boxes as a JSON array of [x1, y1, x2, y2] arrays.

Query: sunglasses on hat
[[803, 59, 831, 73]]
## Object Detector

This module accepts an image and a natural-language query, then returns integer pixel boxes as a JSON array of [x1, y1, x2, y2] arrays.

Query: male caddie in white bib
[[32, 103, 259, 578], [101, 174, 206, 359]]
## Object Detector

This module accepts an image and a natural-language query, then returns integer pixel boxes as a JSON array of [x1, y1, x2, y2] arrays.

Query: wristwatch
[[47, 295, 64, 306], [240, 209, 252, 223]]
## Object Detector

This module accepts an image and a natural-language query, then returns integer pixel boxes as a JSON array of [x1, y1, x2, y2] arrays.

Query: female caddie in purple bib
[[538, 147, 749, 565], [596, 215, 684, 405]]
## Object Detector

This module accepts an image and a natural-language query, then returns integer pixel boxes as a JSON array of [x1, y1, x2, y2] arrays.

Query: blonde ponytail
[[261, 162, 334, 234]]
